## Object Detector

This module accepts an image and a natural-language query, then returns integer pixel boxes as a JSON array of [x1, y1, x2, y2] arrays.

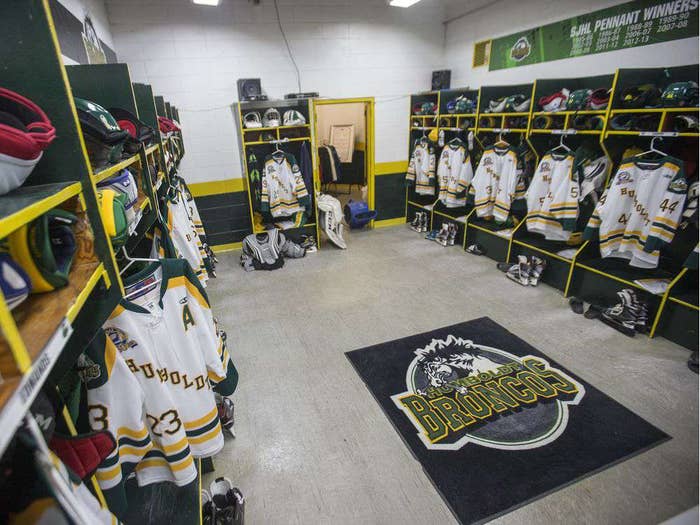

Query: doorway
[[313, 98, 375, 227]]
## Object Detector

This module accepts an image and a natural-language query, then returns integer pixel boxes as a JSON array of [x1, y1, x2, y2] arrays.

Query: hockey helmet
[[0, 88, 57, 195], [74, 98, 130, 168], [317, 193, 346, 249], [674, 114, 699, 132], [262, 108, 281, 127], [0, 253, 31, 310], [108, 107, 155, 154], [97, 169, 139, 225], [630, 114, 658, 131], [283, 110, 306, 126], [683, 181, 699, 220], [532, 115, 552, 129], [662, 81, 699, 107], [621, 84, 661, 109], [479, 116, 497, 128], [412, 102, 423, 115], [506, 94, 530, 112], [8, 209, 77, 293], [538, 89, 569, 112], [447, 96, 474, 114], [567, 89, 592, 110], [609, 114, 634, 130], [486, 97, 507, 113], [572, 114, 604, 130], [158, 116, 180, 134], [421, 102, 437, 115], [243, 112, 262, 129], [97, 188, 130, 248], [589, 88, 610, 110], [343, 200, 377, 229]]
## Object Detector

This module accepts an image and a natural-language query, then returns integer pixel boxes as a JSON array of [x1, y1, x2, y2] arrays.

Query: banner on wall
[[488, 0, 699, 71]]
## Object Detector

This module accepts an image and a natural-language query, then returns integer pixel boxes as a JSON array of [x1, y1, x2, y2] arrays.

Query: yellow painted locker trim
[[374, 217, 406, 228], [649, 268, 689, 337], [93, 153, 140, 184], [211, 242, 242, 253], [66, 264, 108, 322], [188, 179, 246, 197], [376, 161, 408, 175]]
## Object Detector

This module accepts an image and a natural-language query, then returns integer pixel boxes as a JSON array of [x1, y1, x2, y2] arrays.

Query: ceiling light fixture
[[192, 0, 220, 6], [389, 0, 423, 7]]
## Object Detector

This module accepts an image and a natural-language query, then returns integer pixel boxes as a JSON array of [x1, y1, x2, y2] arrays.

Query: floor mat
[[345, 317, 670, 524]]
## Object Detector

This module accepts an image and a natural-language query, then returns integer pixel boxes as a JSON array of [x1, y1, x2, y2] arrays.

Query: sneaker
[[528, 256, 547, 286], [436, 223, 450, 246], [466, 243, 485, 256], [506, 255, 530, 286], [447, 224, 457, 246], [210, 477, 245, 525], [215, 394, 235, 437], [425, 229, 440, 241]]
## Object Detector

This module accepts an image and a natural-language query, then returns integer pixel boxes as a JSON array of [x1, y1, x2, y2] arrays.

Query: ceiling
[[438, 0, 498, 22]]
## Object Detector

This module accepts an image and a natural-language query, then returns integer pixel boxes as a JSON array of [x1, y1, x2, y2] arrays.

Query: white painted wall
[[57, 0, 116, 65], [445, 0, 699, 88], [105, 0, 447, 183]]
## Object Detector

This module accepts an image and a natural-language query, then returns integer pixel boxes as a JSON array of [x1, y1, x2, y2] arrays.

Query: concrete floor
[[204, 226, 698, 525]]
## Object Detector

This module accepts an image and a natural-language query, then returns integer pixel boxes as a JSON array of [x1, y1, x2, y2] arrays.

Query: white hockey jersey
[[166, 191, 208, 287], [106, 259, 238, 457], [525, 151, 578, 241], [79, 330, 196, 515], [437, 140, 474, 208], [406, 141, 436, 196], [584, 157, 687, 268], [261, 153, 310, 218], [470, 146, 519, 221]]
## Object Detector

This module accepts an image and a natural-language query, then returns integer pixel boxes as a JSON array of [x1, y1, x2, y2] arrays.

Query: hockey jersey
[[584, 156, 687, 268], [106, 259, 238, 458], [261, 153, 310, 218], [525, 151, 578, 241], [79, 330, 196, 516], [436, 140, 474, 207], [406, 140, 436, 195], [470, 146, 519, 221], [165, 191, 208, 287]]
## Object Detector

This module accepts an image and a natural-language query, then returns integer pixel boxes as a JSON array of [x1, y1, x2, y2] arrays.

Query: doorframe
[[312, 97, 376, 227]]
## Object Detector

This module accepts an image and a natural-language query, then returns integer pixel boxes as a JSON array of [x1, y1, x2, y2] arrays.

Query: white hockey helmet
[[262, 108, 281, 128], [317, 193, 347, 249], [243, 112, 262, 129], [283, 110, 306, 126]]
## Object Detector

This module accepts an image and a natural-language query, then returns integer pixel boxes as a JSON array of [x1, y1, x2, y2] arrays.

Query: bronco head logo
[[415, 337, 501, 394]]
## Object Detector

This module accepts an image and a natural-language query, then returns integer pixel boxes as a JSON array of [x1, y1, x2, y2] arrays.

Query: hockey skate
[[436, 223, 450, 246], [466, 243, 486, 256], [420, 211, 430, 233], [528, 256, 547, 286], [601, 289, 645, 337], [210, 477, 245, 525], [506, 255, 531, 286], [447, 224, 458, 246], [409, 212, 422, 232], [425, 229, 440, 241]]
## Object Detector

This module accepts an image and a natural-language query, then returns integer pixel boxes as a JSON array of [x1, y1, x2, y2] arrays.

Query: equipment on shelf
[[673, 114, 699, 132], [158, 116, 180, 134], [446, 95, 475, 114], [0, 252, 31, 310], [262, 108, 281, 127], [284, 92, 318, 99], [567, 89, 592, 110], [97, 169, 139, 225], [532, 115, 552, 129], [621, 84, 662, 108], [0, 87, 56, 194], [505, 94, 530, 112], [538, 89, 570, 112], [8, 209, 77, 293], [572, 114, 605, 130], [108, 107, 155, 153], [96, 188, 129, 248], [74, 97, 130, 168], [589, 88, 610, 109], [343, 200, 377, 229], [243, 111, 263, 128], [485, 97, 507, 113], [661, 81, 699, 107], [317, 193, 347, 249], [282, 110, 306, 126]]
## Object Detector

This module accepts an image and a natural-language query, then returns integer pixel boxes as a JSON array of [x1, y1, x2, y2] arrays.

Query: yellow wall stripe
[[376, 161, 408, 175], [374, 217, 406, 228], [189, 178, 246, 197]]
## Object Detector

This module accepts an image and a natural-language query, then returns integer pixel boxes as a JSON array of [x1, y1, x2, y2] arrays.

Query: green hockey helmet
[[74, 97, 129, 168], [621, 84, 661, 109], [662, 81, 699, 107], [567, 89, 592, 110]]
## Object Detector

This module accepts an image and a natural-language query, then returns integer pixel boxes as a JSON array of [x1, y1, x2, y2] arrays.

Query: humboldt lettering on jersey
[[125, 358, 208, 391], [489, 0, 698, 70], [391, 335, 585, 450]]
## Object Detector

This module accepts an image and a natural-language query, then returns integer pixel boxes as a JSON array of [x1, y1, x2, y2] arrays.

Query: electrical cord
[[273, 0, 302, 94]]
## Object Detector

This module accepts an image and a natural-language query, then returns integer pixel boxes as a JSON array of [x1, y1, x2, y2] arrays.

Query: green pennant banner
[[489, 0, 699, 71]]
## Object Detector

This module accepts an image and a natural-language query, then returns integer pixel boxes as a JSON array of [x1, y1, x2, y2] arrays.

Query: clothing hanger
[[634, 136, 666, 161], [550, 133, 571, 154], [271, 138, 289, 157], [494, 132, 510, 148], [119, 246, 159, 275]]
